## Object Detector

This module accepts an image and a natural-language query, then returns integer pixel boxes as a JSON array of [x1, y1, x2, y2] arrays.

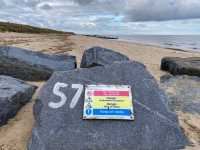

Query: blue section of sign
[[93, 109, 132, 116], [86, 109, 92, 115]]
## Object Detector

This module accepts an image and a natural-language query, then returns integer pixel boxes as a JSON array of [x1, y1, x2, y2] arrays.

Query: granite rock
[[0, 46, 76, 81], [160, 75, 200, 115], [80, 47, 129, 68], [161, 57, 200, 77], [0, 75, 37, 126], [28, 61, 187, 150]]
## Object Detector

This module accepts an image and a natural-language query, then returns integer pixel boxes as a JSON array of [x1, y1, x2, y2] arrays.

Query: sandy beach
[[0, 32, 200, 150]]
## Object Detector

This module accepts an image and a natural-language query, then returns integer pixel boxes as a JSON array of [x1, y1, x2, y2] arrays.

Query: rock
[[80, 47, 129, 68], [160, 75, 200, 115], [0, 75, 37, 126], [160, 73, 174, 83], [161, 57, 200, 77], [28, 61, 187, 150], [0, 46, 77, 81]]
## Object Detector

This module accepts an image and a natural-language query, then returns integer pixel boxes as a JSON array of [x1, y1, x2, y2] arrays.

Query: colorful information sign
[[83, 85, 134, 120]]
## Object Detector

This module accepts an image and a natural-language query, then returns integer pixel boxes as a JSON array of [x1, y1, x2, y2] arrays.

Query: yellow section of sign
[[92, 96, 132, 109]]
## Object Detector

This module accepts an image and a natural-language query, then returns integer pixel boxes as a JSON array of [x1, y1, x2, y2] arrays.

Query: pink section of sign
[[93, 91, 129, 96]]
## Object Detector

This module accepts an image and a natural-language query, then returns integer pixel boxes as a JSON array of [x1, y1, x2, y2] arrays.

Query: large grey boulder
[[28, 61, 187, 150], [0, 46, 77, 81], [80, 47, 129, 68], [0, 75, 37, 126], [161, 57, 200, 77], [161, 75, 200, 115]]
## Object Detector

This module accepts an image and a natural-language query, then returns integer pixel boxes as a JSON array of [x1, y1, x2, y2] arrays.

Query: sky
[[0, 0, 200, 35]]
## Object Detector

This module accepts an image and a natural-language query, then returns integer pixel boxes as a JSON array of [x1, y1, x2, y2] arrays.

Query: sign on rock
[[28, 61, 187, 150], [48, 83, 134, 120], [83, 85, 134, 120]]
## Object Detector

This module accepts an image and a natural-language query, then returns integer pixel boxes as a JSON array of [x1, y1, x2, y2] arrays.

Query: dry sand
[[0, 32, 199, 150]]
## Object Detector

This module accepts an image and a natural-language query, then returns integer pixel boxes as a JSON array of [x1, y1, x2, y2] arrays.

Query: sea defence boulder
[[161, 57, 200, 77], [0, 75, 37, 126], [161, 75, 200, 114], [28, 61, 187, 150], [80, 46, 129, 68], [0, 46, 77, 81]]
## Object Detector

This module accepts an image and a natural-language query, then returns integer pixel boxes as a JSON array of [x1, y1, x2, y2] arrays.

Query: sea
[[117, 35, 200, 52]]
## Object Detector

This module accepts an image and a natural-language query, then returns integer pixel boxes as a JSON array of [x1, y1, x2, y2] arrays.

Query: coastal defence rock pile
[[28, 59, 187, 149], [0, 75, 37, 126], [0, 45, 189, 149], [80, 46, 129, 68], [161, 57, 200, 77], [0, 46, 77, 81]]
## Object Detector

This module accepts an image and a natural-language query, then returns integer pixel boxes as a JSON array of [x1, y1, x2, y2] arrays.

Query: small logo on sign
[[86, 109, 92, 115]]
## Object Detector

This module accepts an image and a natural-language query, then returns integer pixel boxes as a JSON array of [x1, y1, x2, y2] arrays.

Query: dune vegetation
[[0, 21, 74, 34]]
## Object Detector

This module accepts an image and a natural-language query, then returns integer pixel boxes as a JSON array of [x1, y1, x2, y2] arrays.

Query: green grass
[[0, 21, 74, 34]]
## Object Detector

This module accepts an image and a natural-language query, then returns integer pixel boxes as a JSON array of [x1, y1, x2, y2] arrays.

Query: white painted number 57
[[48, 82, 84, 109]]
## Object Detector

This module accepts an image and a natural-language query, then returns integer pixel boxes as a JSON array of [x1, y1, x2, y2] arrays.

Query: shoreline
[[68, 34, 200, 81], [116, 38, 200, 54]]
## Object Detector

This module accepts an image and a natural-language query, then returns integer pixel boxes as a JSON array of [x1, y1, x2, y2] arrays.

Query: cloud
[[1, 0, 200, 34], [124, 0, 200, 21], [0, 0, 6, 8], [71, 0, 200, 21], [37, 3, 53, 10], [72, 0, 93, 5]]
